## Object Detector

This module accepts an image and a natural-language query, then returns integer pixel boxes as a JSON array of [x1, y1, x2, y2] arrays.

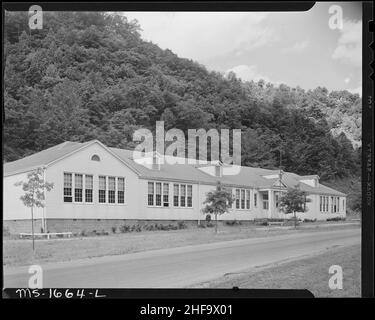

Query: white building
[[3, 140, 346, 234]]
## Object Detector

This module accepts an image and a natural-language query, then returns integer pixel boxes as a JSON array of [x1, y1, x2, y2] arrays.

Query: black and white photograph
[[2, 2, 373, 300]]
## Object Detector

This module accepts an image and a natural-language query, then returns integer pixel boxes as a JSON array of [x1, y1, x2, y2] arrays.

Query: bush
[[177, 221, 187, 229], [303, 218, 317, 223], [326, 217, 346, 222], [198, 223, 206, 228], [120, 225, 131, 233], [111, 226, 117, 234], [225, 220, 241, 226], [205, 214, 211, 223], [80, 230, 87, 237]]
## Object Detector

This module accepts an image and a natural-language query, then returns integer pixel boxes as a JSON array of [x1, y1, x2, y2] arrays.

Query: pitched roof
[[3, 141, 346, 196], [3, 141, 90, 176]]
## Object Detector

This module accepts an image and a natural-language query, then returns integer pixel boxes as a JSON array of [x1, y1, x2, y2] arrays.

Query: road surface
[[4, 228, 360, 288]]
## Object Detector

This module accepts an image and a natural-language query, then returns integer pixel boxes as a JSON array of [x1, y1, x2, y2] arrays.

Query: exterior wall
[[3, 172, 44, 220], [3, 142, 347, 235], [44, 142, 142, 225]]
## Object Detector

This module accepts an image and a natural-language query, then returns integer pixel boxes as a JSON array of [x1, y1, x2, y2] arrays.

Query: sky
[[123, 2, 362, 94]]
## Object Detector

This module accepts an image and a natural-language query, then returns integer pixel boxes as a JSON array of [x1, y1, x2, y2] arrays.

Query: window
[[155, 182, 162, 206], [163, 183, 169, 207], [108, 177, 116, 203], [174, 184, 179, 207], [254, 193, 257, 207], [147, 182, 169, 207], [320, 196, 330, 212], [74, 174, 83, 202], [262, 193, 269, 210], [118, 178, 125, 204], [99, 176, 106, 203], [246, 190, 250, 209], [275, 193, 280, 208], [91, 154, 100, 161], [64, 173, 72, 202], [148, 182, 154, 206], [85, 175, 93, 203], [240, 189, 245, 209], [337, 197, 340, 212], [180, 185, 186, 207], [187, 185, 192, 207], [235, 189, 240, 209], [171, 183, 192, 207], [320, 196, 323, 212]]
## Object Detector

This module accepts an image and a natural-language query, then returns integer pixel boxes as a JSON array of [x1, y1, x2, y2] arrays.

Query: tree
[[202, 181, 233, 233], [279, 186, 310, 228], [15, 168, 54, 250]]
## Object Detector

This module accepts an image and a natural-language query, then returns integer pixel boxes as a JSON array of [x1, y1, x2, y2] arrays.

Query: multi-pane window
[[148, 182, 154, 206], [99, 176, 106, 203], [187, 185, 192, 207], [180, 185, 186, 207], [171, 184, 192, 207], [262, 193, 269, 210], [155, 182, 162, 206], [108, 177, 116, 203], [241, 189, 245, 209], [74, 174, 83, 202], [147, 182, 170, 207], [174, 184, 179, 207], [85, 175, 93, 203], [118, 178, 125, 204], [234, 188, 251, 210], [320, 196, 330, 212], [235, 189, 240, 209], [163, 183, 169, 207], [246, 190, 250, 209], [64, 173, 73, 202]]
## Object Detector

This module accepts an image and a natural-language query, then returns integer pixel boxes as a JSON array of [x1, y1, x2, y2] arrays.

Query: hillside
[[4, 12, 361, 209]]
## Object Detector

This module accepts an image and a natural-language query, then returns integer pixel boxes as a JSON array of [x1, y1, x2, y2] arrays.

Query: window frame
[[147, 181, 172, 208]]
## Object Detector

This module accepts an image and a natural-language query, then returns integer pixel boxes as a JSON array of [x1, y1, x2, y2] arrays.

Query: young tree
[[279, 186, 310, 228], [202, 181, 234, 233], [15, 168, 54, 250]]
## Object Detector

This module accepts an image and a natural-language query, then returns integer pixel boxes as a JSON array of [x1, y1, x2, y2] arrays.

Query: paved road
[[4, 228, 360, 288]]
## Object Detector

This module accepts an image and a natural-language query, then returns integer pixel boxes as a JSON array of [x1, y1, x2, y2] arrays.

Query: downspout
[[197, 181, 201, 226], [42, 166, 47, 233]]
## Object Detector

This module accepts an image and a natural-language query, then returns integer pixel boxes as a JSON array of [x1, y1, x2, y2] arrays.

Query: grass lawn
[[194, 244, 361, 297], [3, 223, 359, 268]]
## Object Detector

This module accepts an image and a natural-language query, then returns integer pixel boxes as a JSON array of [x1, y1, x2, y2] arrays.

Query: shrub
[[326, 217, 346, 222], [303, 218, 317, 223], [178, 221, 187, 229], [111, 226, 117, 234], [80, 230, 87, 237], [205, 214, 211, 223], [225, 220, 241, 226], [198, 223, 206, 228], [120, 225, 131, 233]]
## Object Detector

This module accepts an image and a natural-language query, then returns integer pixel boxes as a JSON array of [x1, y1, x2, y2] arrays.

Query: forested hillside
[[4, 12, 361, 210]]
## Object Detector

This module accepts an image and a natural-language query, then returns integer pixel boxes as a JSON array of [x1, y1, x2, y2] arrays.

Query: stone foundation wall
[[4, 219, 43, 234], [4, 218, 256, 235]]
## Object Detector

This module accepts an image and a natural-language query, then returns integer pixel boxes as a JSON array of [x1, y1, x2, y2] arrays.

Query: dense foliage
[[4, 12, 361, 197]]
